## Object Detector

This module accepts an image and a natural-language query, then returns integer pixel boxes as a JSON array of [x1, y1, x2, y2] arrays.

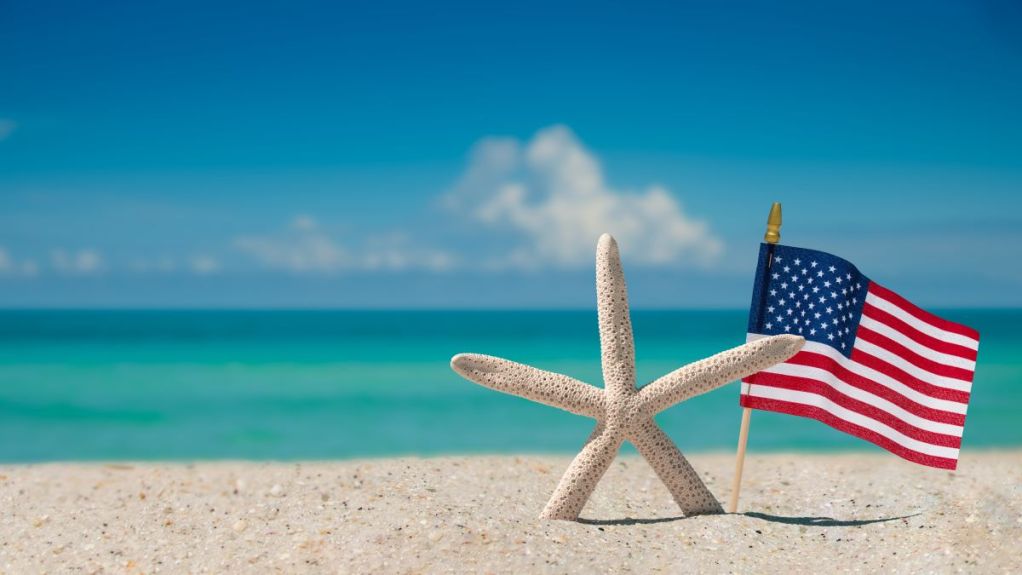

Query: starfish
[[450, 234, 804, 521]]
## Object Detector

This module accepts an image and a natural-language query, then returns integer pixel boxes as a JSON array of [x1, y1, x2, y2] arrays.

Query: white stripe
[[854, 339, 973, 392], [747, 336, 969, 414], [859, 314, 976, 371], [866, 292, 979, 350], [742, 385, 960, 460], [758, 362, 964, 437]]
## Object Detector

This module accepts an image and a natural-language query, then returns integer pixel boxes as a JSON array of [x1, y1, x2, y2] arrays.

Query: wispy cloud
[[234, 215, 454, 273], [188, 255, 221, 275], [444, 125, 722, 269], [51, 248, 104, 274], [0, 119, 15, 141]]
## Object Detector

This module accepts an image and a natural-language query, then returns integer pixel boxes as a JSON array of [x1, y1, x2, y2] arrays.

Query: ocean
[[0, 310, 1017, 462]]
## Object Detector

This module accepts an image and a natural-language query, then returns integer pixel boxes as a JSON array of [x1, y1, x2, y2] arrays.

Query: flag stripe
[[861, 302, 978, 361], [782, 341, 970, 414], [865, 290, 979, 350], [858, 315, 976, 370], [869, 282, 979, 340], [856, 325, 976, 380], [740, 384, 961, 459], [741, 394, 959, 470], [753, 365, 964, 439], [852, 338, 973, 392]]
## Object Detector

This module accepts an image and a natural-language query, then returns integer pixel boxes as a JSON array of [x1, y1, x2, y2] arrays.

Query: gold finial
[[764, 202, 782, 245]]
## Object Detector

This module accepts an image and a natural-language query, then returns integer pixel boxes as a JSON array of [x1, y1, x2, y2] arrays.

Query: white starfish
[[451, 234, 804, 521]]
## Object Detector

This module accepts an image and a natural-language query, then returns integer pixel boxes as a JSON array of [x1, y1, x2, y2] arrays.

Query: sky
[[2, 0, 1021, 308]]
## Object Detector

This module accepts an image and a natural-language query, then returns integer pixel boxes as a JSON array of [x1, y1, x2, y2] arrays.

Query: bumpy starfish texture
[[451, 234, 804, 521]]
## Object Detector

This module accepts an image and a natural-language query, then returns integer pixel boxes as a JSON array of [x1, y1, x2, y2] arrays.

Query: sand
[[1, 452, 1019, 574]]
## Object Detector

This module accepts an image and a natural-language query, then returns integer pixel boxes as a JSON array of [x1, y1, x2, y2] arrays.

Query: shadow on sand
[[577, 511, 920, 527]]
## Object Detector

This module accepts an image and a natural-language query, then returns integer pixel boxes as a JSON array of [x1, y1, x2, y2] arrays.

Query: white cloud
[[445, 125, 723, 268], [51, 248, 104, 274], [0, 247, 39, 278], [189, 255, 221, 275], [0, 119, 15, 141], [235, 216, 454, 273]]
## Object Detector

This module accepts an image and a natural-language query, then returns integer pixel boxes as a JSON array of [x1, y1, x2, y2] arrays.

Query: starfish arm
[[596, 234, 636, 397], [637, 334, 805, 416], [628, 420, 723, 515], [450, 353, 605, 419], [540, 422, 624, 520]]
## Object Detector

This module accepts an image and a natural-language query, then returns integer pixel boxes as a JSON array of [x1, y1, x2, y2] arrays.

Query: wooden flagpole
[[727, 201, 782, 514]]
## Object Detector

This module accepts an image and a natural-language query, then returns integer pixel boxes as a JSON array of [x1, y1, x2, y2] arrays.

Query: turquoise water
[[0, 310, 1018, 462]]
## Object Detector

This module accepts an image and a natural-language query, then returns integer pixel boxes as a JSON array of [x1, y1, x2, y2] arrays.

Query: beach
[[2, 452, 1019, 574]]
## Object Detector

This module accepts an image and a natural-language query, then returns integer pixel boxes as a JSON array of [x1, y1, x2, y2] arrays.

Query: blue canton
[[747, 243, 871, 358]]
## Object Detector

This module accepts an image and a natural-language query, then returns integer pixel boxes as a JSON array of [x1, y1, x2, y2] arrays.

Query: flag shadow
[[743, 511, 920, 527]]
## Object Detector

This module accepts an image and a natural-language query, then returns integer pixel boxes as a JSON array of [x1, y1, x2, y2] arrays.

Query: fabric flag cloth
[[742, 243, 979, 470]]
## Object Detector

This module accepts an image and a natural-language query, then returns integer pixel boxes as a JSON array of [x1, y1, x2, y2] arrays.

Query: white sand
[[2, 452, 1019, 574]]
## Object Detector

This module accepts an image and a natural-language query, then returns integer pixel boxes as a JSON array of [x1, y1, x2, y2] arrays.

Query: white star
[[787, 308, 794, 316], [767, 306, 775, 313], [810, 328, 817, 335], [818, 296, 826, 303], [776, 315, 784, 323], [828, 265, 837, 273], [808, 302, 815, 310], [810, 261, 818, 268], [765, 322, 773, 329], [826, 306, 833, 314], [814, 312, 822, 319], [801, 268, 808, 275], [795, 301, 801, 308], [832, 319, 839, 326], [812, 286, 820, 293], [828, 333, 835, 341], [798, 284, 805, 292], [794, 258, 801, 265], [778, 299, 787, 306], [783, 266, 791, 273], [789, 292, 795, 299], [772, 273, 780, 280], [837, 302, 844, 310], [830, 291, 838, 299], [835, 277, 843, 284], [820, 323, 828, 331], [846, 273, 852, 281], [780, 282, 788, 289], [824, 280, 831, 288], [816, 270, 824, 277], [770, 289, 777, 296], [840, 342, 846, 349], [783, 324, 791, 332]]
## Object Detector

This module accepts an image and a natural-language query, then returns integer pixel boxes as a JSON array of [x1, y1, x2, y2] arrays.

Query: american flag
[[742, 243, 979, 470]]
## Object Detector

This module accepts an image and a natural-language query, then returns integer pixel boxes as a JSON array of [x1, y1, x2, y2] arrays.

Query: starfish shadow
[[577, 515, 689, 526], [743, 511, 920, 527]]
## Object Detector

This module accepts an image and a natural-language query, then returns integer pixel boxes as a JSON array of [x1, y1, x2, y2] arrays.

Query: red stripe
[[850, 348, 972, 403], [856, 326, 975, 382], [739, 395, 959, 470], [748, 372, 962, 448], [759, 350, 968, 425], [868, 282, 979, 340], [862, 302, 978, 361]]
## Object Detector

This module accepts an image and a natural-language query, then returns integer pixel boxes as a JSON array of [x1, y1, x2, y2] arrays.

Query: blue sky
[[2, 0, 1021, 307]]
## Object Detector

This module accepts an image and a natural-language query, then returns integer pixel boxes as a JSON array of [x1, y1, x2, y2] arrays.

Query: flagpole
[[727, 202, 782, 514]]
